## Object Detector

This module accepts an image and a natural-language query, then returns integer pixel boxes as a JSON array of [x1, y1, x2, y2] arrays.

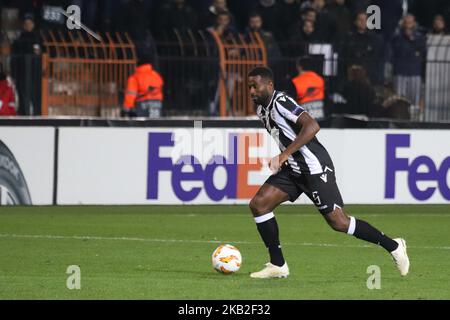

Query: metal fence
[[268, 37, 450, 123], [1, 29, 450, 122], [155, 29, 219, 117], [40, 30, 136, 117], [155, 29, 266, 117], [155, 32, 450, 122]]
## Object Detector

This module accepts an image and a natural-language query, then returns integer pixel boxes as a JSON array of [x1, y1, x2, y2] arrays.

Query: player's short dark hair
[[248, 66, 274, 81]]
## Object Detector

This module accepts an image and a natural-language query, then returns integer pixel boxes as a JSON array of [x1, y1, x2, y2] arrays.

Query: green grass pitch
[[0, 205, 449, 300]]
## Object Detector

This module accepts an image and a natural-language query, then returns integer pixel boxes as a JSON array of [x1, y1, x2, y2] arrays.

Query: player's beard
[[253, 89, 270, 106]]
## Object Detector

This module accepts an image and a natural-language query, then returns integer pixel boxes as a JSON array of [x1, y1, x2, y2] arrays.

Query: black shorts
[[265, 166, 344, 215]]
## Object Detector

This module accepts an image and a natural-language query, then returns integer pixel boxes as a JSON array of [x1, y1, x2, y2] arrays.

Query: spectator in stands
[[325, 0, 351, 42], [250, 0, 284, 42], [343, 11, 384, 85], [122, 54, 164, 118], [245, 12, 282, 86], [408, 0, 449, 34], [301, 6, 317, 24], [288, 20, 321, 57], [12, 13, 41, 56], [286, 6, 316, 42], [245, 12, 281, 63], [370, 0, 404, 44], [278, 0, 302, 42], [207, 10, 238, 42], [157, 0, 199, 34], [429, 14, 448, 35], [201, 0, 236, 30], [291, 56, 325, 120], [207, 10, 240, 116], [0, 33, 12, 75], [339, 65, 376, 117], [391, 14, 427, 120], [11, 13, 42, 115], [309, 0, 337, 43], [0, 64, 17, 116]]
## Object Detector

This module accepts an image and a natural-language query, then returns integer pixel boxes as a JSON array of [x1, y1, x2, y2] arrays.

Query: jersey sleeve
[[274, 95, 305, 123]]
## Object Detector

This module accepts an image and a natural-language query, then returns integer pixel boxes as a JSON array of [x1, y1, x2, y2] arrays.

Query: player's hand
[[269, 153, 288, 174]]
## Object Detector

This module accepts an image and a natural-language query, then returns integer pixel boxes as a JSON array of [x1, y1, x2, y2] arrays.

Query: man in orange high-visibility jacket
[[122, 55, 164, 118], [291, 56, 325, 120]]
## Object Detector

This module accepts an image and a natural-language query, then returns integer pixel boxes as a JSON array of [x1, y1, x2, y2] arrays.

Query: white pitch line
[[0, 233, 449, 250]]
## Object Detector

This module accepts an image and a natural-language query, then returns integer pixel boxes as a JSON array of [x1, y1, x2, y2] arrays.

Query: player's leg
[[323, 207, 399, 253], [323, 207, 410, 276], [249, 168, 301, 279], [249, 183, 290, 268], [305, 171, 409, 276]]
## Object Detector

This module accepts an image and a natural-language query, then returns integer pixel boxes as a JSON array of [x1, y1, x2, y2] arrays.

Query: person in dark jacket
[[244, 12, 281, 62], [11, 14, 42, 115], [343, 11, 384, 85], [391, 14, 426, 116], [310, 0, 337, 43], [288, 20, 322, 57], [12, 14, 41, 56], [325, 0, 351, 42], [201, 0, 237, 30]]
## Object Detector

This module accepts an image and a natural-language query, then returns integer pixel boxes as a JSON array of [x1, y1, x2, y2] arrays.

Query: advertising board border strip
[[0, 117, 450, 129]]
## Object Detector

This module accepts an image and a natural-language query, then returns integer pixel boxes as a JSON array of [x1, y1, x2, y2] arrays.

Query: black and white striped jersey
[[256, 90, 334, 175]]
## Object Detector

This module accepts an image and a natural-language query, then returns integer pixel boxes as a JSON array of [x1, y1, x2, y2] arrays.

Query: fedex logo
[[147, 132, 266, 202], [385, 134, 449, 201]]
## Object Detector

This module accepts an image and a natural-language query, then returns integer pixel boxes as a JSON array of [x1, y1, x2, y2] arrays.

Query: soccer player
[[247, 66, 410, 279]]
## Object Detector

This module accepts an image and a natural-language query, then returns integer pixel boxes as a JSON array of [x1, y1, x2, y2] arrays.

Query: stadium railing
[[40, 30, 137, 117], [154, 29, 266, 117], [154, 29, 219, 117], [207, 29, 267, 117], [2, 28, 450, 123]]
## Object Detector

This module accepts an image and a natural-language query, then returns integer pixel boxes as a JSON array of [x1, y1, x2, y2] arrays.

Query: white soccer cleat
[[250, 262, 289, 279], [390, 238, 410, 276]]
